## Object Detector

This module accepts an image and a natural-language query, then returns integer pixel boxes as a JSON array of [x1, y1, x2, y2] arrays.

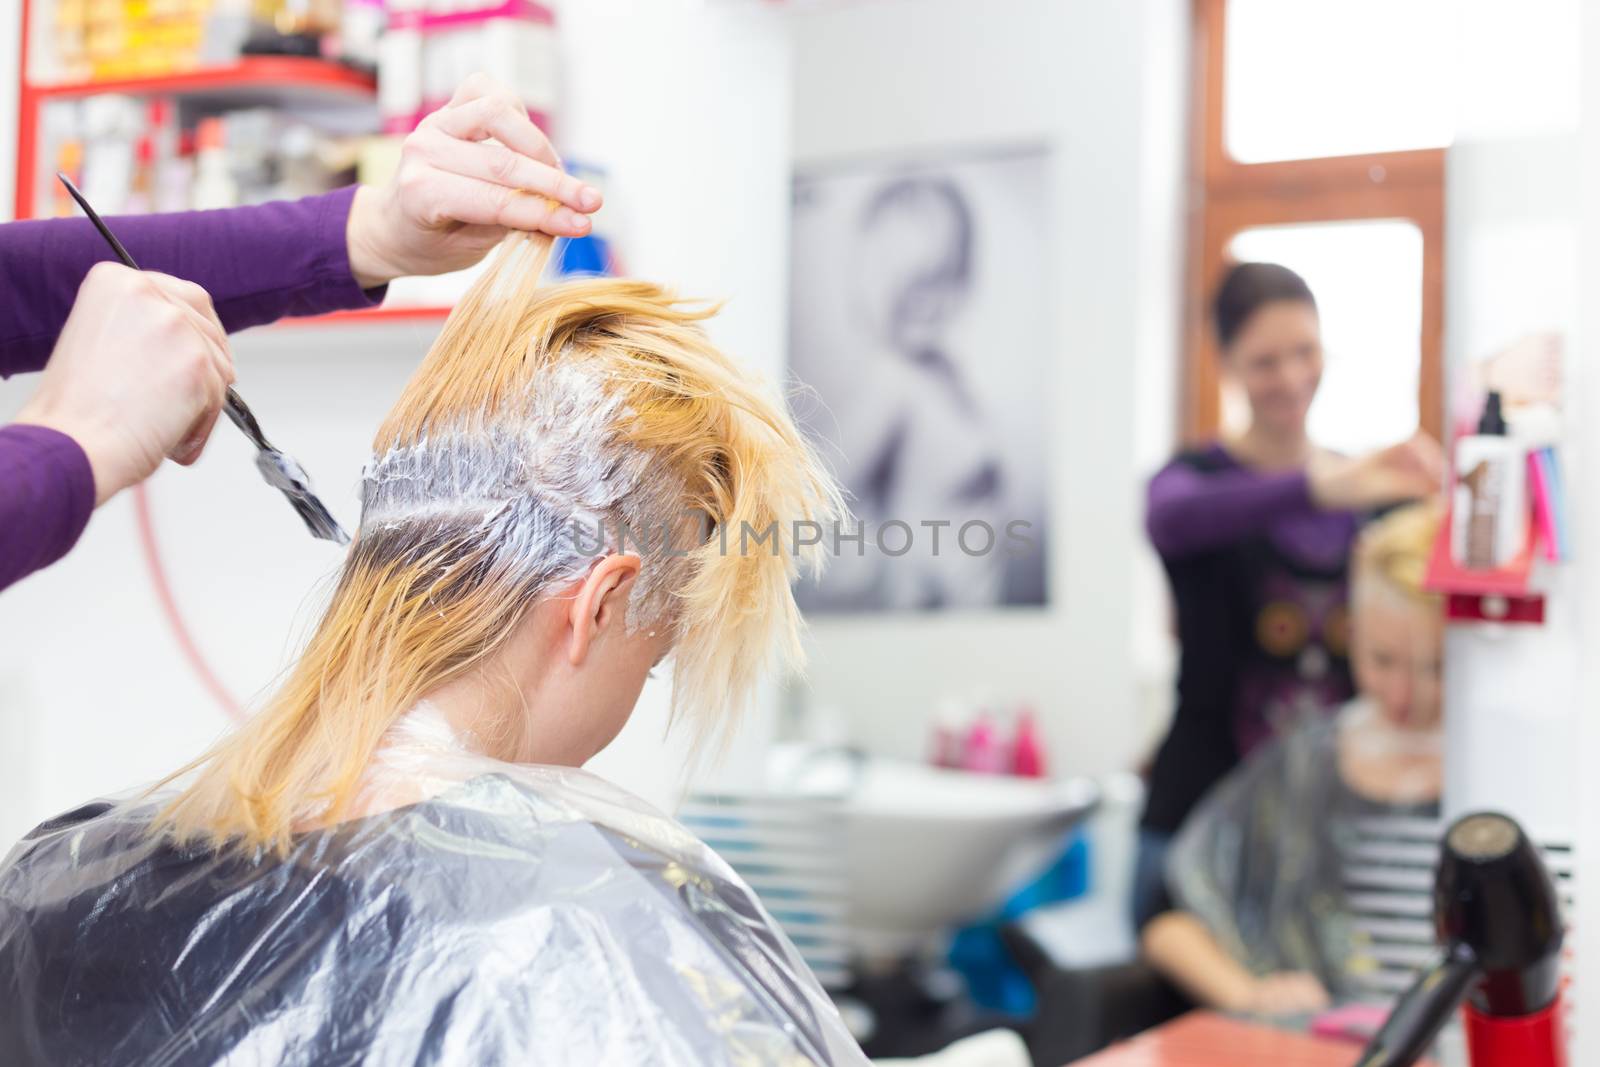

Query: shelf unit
[[13, 5, 452, 324], [285, 305, 453, 326]]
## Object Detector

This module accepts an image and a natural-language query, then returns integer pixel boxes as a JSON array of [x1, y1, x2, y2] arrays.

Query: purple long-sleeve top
[[1141, 443, 1360, 837], [0, 186, 382, 592], [1146, 453, 1318, 558]]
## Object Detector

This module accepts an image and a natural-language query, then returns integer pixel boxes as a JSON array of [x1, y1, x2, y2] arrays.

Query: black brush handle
[[59, 173, 276, 453]]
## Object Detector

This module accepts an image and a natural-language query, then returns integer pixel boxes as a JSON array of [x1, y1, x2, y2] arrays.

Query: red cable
[[132, 482, 245, 722]]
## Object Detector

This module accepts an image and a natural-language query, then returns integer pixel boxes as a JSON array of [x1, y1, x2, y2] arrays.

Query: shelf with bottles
[[17, 0, 388, 220], [24, 57, 379, 104], [1423, 380, 1571, 627], [16, 0, 572, 323], [25, 0, 382, 87]]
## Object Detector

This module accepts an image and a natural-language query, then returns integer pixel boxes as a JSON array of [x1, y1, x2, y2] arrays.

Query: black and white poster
[[790, 147, 1051, 613]]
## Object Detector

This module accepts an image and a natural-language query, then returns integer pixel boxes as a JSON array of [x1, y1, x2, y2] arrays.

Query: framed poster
[[790, 147, 1051, 612]]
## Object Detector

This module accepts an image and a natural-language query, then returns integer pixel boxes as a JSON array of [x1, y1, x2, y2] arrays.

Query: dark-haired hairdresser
[[1131, 262, 1443, 931]]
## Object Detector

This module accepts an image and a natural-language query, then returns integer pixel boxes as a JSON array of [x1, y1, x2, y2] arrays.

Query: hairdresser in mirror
[[1131, 262, 1445, 932], [0, 72, 600, 595]]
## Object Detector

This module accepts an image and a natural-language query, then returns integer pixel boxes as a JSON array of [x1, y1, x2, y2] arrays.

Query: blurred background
[[1, 1, 1597, 1064]]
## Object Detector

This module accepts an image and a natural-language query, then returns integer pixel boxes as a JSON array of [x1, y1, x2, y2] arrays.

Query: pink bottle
[[961, 714, 1007, 774], [1011, 709, 1047, 777]]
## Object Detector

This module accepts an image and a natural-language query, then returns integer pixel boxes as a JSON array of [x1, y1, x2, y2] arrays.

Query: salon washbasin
[[692, 745, 1100, 962]]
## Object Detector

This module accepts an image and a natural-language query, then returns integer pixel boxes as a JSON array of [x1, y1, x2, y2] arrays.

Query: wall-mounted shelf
[[14, 4, 402, 330], [25, 56, 377, 103], [281, 305, 453, 327]]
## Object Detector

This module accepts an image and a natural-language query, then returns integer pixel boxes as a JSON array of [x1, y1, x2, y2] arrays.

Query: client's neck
[[417, 605, 583, 766]]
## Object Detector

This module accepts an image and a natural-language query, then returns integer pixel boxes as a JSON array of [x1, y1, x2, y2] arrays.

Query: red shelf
[[279, 305, 454, 327], [25, 56, 377, 102], [13, 10, 421, 331], [16, 54, 378, 219]]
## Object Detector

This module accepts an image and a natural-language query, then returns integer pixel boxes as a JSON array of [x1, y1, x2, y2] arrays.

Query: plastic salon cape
[[0, 711, 869, 1067], [1164, 699, 1441, 1000]]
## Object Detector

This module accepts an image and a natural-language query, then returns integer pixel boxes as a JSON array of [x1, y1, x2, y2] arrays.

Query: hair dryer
[[1356, 811, 1565, 1067]]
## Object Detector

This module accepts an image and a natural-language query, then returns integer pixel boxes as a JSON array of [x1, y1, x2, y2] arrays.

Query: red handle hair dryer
[[1357, 811, 1565, 1067]]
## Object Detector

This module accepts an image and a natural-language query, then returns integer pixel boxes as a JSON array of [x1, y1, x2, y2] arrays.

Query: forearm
[[1146, 464, 1314, 558], [1139, 910, 1256, 1012], [0, 425, 96, 592], [0, 187, 382, 378]]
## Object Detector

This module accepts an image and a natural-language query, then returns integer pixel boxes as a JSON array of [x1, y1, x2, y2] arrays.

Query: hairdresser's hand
[[346, 72, 603, 288], [1236, 971, 1332, 1017], [1308, 433, 1445, 512], [14, 262, 234, 506]]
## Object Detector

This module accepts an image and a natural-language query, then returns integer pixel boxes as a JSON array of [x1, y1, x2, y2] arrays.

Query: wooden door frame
[[1183, 0, 1445, 446]]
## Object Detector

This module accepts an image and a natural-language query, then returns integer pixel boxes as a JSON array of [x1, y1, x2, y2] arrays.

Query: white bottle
[[191, 117, 239, 211], [1452, 391, 1527, 570]]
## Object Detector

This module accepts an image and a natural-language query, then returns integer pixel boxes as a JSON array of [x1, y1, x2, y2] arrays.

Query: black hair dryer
[[1357, 811, 1566, 1067]]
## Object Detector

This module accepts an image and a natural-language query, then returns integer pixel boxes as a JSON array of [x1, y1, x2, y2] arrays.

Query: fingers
[[411, 172, 591, 236], [143, 273, 233, 371], [166, 367, 226, 464], [415, 127, 598, 217], [170, 406, 221, 466], [1408, 433, 1446, 487], [446, 70, 503, 108], [423, 73, 603, 217], [169, 299, 235, 386], [1374, 434, 1445, 494], [1394, 434, 1445, 490], [429, 92, 559, 169], [1253, 973, 1330, 1015], [140, 272, 234, 464]]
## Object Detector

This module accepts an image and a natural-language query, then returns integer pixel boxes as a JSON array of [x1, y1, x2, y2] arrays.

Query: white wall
[[787, 0, 1188, 777], [1441, 133, 1581, 836], [0, 2, 794, 844], [1574, 2, 1600, 1059], [1442, 3, 1593, 1056]]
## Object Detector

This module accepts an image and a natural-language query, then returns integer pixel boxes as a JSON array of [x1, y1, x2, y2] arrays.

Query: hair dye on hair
[[156, 231, 844, 854]]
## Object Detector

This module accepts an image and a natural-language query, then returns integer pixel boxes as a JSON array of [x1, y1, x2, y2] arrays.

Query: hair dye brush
[[1357, 811, 1566, 1067], [57, 173, 349, 545]]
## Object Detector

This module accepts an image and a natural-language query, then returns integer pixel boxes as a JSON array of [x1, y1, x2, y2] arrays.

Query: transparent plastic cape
[[1165, 699, 1442, 999], [0, 707, 869, 1067]]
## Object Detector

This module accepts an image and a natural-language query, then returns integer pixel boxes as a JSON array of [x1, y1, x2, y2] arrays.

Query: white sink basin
[[772, 746, 1100, 960]]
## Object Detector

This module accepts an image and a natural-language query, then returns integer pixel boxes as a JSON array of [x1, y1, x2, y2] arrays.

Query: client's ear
[[567, 554, 643, 667]]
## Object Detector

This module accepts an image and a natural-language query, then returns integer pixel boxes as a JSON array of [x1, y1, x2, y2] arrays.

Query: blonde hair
[[1353, 502, 1443, 608], [158, 232, 843, 854]]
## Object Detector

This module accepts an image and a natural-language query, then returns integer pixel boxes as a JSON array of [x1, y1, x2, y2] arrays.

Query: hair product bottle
[[1452, 391, 1527, 570]]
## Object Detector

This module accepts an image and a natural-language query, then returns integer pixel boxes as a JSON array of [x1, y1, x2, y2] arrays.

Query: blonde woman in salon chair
[[1140, 504, 1446, 1019], [0, 180, 1043, 1064]]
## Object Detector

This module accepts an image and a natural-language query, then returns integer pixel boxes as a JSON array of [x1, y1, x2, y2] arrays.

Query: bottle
[[1452, 391, 1528, 570], [51, 140, 85, 218], [1010, 709, 1047, 778], [961, 714, 1007, 775], [124, 135, 155, 214], [927, 699, 965, 769], [191, 118, 239, 210]]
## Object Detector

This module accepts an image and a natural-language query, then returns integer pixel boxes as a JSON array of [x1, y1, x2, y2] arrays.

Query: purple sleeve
[[1146, 459, 1316, 559], [0, 425, 96, 592], [0, 186, 385, 378]]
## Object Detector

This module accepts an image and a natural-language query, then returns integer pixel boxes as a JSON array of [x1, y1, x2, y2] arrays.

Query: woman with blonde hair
[[1140, 503, 1446, 1019], [0, 229, 866, 1066]]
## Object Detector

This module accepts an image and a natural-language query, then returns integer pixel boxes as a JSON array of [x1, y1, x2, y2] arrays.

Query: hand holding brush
[[16, 261, 235, 507]]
